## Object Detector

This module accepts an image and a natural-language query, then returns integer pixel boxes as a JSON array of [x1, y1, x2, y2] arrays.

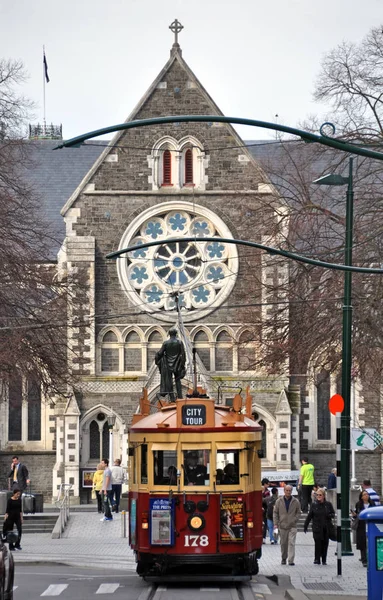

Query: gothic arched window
[[124, 331, 142, 372], [8, 372, 22, 441], [238, 330, 255, 372], [184, 148, 193, 185], [89, 420, 100, 460], [27, 378, 41, 441], [215, 330, 233, 372], [193, 330, 210, 371], [316, 369, 331, 440], [101, 330, 119, 372], [162, 150, 172, 185]]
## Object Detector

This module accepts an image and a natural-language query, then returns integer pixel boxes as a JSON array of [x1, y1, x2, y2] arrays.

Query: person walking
[[261, 478, 271, 543], [111, 458, 126, 513], [266, 487, 279, 544], [352, 490, 374, 566], [273, 485, 301, 565], [100, 458, 113, 521], [8, 456, 30, 492], [298, 457, 315, 513], [304, 487, 335, 565], [92, 463, 105, 514], [327, 468, 337, 490], [2, 488, 23, 551], [361, 479, 380, 505]]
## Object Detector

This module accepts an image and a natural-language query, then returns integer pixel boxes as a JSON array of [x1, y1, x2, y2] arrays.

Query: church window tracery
[[118, 202, 238, 322]]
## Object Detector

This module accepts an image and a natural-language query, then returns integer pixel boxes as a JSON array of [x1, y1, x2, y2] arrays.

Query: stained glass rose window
[[117, 202, 238, 322]]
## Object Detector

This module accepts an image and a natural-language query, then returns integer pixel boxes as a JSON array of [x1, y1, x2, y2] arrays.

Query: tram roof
[[129, 397, 262, 433]]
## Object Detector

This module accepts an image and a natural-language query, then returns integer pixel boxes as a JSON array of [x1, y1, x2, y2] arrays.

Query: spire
[[169, 18, 183, 56]]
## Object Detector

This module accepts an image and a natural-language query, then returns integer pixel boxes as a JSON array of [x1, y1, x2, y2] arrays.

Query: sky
[[1, 0, 382, 141]]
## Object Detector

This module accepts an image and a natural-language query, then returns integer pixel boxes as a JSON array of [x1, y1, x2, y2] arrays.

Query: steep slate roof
[[23, 140, 105, 258]]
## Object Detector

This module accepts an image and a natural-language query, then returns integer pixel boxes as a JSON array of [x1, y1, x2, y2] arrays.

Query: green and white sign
[[351, 428, 381, 450]]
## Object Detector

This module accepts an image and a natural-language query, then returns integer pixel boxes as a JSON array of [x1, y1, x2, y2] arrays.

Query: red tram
[[128, 387, 263, 580]]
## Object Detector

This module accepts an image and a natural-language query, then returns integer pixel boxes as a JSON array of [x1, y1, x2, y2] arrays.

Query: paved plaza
[[11, 512, 368, 597]]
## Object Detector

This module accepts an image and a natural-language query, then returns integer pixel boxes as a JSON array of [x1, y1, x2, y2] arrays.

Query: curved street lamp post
[[313, 157, 354, 555]]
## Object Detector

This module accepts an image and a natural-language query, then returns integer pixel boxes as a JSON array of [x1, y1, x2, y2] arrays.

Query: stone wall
[[0, 452, 56, 498]]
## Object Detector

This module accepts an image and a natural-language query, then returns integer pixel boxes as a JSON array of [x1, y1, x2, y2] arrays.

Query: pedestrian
[[266, 487, 279, 544], [298, 457, 315, 513], [222, 463, 238, 485], [111, 458, 126, 513], [8, 456, 30, 492], [327, 468, 337, 490], [361, 479, 380, 505], [92, 463, 105, 514], [351, 490, 374, 567], [100, 458, 113, 521], [2, 488, 23, 551], [184, 451, 208, 486], [311, 484, 319, 504], [304, 487, 335, 565], [261, 478, 270, 542], [273, 484, 301, 565]]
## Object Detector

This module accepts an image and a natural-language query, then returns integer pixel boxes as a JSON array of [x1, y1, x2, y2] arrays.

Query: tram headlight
[[188, 513, 205, 532]]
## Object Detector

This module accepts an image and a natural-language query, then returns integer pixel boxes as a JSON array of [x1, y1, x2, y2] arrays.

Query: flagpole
[[43, 46, 47, 136]]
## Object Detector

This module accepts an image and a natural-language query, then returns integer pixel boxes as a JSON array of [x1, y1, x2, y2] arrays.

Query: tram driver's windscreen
[[153, 449, 178, 485], [216, 450, 240, 485], [183, 450, 210, 486]]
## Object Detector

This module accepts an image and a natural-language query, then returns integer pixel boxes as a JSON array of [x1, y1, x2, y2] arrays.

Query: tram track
[[142, 581, 256, 600]]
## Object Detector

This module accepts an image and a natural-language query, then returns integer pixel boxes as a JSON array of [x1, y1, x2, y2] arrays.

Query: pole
[[109, 427, 114, 465], [340, 157, 354, 555], [336, 411, 342, 575], [43, 46, 46, 136], [351, 375, 357, 486]]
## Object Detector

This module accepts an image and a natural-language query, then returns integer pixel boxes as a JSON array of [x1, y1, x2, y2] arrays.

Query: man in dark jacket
[[8, 456, 30, 492], [184, 451, 207, 486]]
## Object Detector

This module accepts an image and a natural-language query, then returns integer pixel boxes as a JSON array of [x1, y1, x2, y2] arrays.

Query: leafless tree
[[0, 59, 81, 398]]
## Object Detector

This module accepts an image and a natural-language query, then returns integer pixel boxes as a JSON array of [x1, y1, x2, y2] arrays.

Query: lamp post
[[107, 412, 116, 465], [313, 156, 354, 555]]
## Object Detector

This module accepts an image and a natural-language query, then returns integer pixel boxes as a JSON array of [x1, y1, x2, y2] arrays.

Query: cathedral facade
[[0, 27, 380, 501]]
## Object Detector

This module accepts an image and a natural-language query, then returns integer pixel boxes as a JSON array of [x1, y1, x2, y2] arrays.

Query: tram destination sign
[[182, 405, 206, 426]]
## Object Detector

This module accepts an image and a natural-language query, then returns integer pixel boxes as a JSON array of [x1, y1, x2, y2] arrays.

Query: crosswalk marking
[[251, 583, 272, 595], [96, 583, 120, 594], [41, 584, 69, 596]]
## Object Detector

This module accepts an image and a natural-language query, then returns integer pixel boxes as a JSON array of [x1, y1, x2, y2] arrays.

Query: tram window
[[216, 450, 240, 485], [141, 444, 148, 484], [183, 450, 210, 486], [153, 450, 177, 485]]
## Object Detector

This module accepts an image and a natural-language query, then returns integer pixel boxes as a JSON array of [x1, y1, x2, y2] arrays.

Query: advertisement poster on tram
[[220, 497, 244, 542], [150, 498, 174, 546]]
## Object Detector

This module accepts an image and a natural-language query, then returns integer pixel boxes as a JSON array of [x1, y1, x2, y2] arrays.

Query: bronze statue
[[155, 328, 186, 400]]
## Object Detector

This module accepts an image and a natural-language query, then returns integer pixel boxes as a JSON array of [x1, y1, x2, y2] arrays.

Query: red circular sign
[[328, 394, 345, 415]]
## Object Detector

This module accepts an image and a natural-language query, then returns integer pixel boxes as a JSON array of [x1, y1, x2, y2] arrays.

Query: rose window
[[117, 202, 238, 322]]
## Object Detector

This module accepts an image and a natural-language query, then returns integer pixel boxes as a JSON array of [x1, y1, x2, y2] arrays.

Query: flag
[[43, 50, 50, 83]]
